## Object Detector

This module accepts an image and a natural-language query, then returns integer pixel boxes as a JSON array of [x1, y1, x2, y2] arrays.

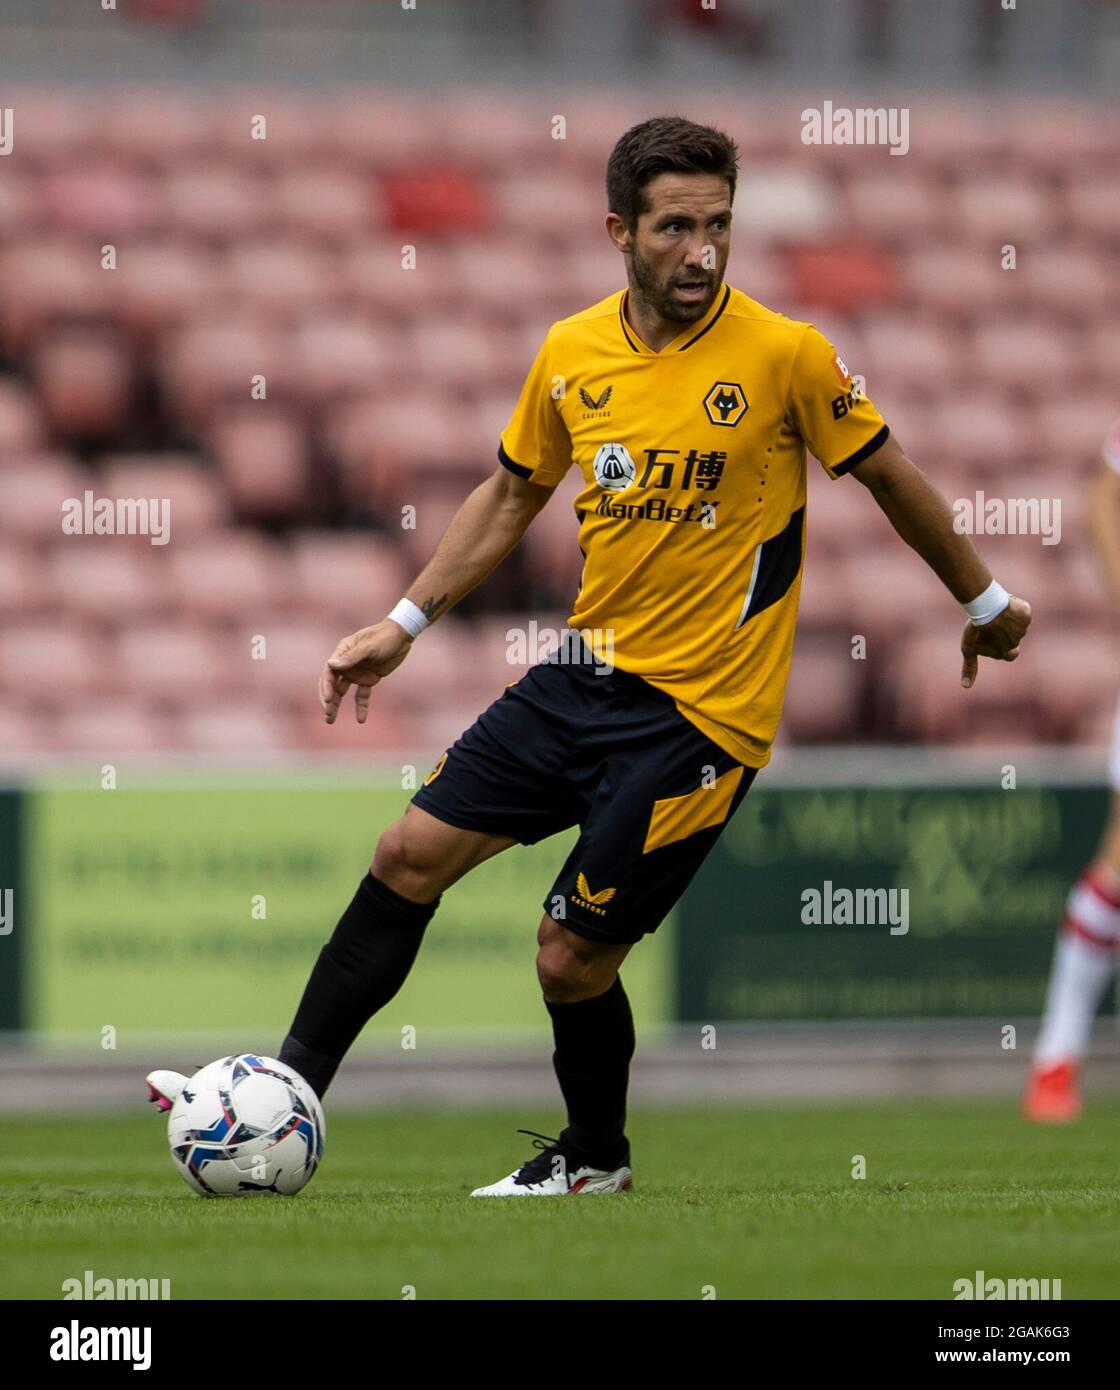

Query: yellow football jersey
[[499, 284, 889, 769]]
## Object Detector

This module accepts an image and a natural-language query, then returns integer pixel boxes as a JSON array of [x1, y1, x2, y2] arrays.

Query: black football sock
[[545, 975, 635, 1167], [279, 871, 439, 1099]]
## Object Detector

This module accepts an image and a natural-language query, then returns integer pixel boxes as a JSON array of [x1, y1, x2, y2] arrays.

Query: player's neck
[[623, 286, 712, 353]]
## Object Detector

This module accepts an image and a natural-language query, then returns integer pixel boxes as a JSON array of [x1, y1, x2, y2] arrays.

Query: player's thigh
[[546, 736, 756, 946], [372, 803, 516, 901], [536, 914, 634, 1001], [1097, 792, 1120, 879]]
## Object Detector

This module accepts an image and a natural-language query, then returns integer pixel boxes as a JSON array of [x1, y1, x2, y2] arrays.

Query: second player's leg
[[279, 807, 518, 1099]]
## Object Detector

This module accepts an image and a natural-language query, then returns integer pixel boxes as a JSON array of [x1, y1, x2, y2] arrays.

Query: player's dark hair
[[606, 116, 739, 231]]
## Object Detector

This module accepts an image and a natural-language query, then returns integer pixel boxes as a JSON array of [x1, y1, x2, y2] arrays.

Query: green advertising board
[[678, 783, 1111, 1020], [27, 780, 673, 1047]]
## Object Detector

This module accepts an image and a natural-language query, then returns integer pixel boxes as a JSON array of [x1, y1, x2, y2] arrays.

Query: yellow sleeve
[[787, 325, 889, 480], [498, 332, 573, 487]]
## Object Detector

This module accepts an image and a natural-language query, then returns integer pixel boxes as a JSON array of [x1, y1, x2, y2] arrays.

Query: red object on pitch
[[1022, 1060, 1082, 1124]]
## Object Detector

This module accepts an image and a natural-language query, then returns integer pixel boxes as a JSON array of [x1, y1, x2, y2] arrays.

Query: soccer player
[[149, 117, 1032, 1194], [1023, 420, 1120, 1122]]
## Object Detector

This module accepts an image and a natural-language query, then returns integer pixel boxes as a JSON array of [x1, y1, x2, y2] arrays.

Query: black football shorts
[[410, 634, 757, 945]]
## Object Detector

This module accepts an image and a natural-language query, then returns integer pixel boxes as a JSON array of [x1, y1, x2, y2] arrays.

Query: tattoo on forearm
[[420, 593, 449, 622]]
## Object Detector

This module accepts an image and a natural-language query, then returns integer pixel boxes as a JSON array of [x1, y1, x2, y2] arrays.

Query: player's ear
[[605, 212, 631, 254]]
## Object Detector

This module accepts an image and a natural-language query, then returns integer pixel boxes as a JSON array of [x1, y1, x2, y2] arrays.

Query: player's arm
[[849, 432, 1032, 687], [320, 467, 555, 724], [1089, 459, 1120, 614]]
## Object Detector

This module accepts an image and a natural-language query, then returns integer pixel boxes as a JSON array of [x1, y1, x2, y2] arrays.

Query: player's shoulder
[[540, 290, 627, 357], [723, 285, 818, 350]]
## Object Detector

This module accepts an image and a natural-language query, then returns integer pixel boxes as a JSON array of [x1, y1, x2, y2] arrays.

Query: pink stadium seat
[[207, 93, 335, 167], [46, 543, 170, 619], [115, 242, 223, 335], [899, 248, 1008, 315], [783, 637, 865, 742], [288, 316, 395, 406], [327, 95, 448, 168], [95, 92, 216, 163], [165, 533, 290, 621], [286, 533, 409, 626], [342, 241, 460, 321], [493, 173, 613, 246], [844, 171, 950, 242], [329, 394, 488, 506], [844, 551, 948, 642], [0, 378, 47, 456], [1020, 246, 1116, 318], [0, 543, 46, 617], [408, 319, 518, 393], [98, 455, 229, 536], [449, 242, 560, 316], [1, 457, 92, 540], [860, 316, 960, 392], [797, 544, 855, 631], [0, 240, 111, 352], [32, 327, 134, 439], [951, 178, 1055, 247], [56, 702, 173, 754], [0, 90, 96, 163], [208, 406, 309, 520], [238, 619, 337, 703], [395, 482, 486, 572], [0, 172, 39, 238], [735, 167, 838, 242], [272, 168, 376, 245], [162, 166, 272, 240], [915, 394, 1035, 475], [222, 241, 341, 318], [42, 161, 160, 239], [890, 627, 1047, 743], [970, 321, 1081, 392], [1033, 632, 1120, 739], [0, 706, 54, 752], [0, 620, 112, 697], [297, 703, 415, 752], [116, 622, 228, 698], [160, 319, 290, 429], [1034, 395, 1119, 464], [177, 702, 298, 753], [1064, 180, 1120, 241]]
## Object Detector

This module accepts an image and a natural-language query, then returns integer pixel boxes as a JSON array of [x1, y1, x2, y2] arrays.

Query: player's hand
[[960, 596, 1032, 688], [320, 620, 414, 724]]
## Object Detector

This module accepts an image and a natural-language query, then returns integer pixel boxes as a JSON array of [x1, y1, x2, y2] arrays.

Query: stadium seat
[[56, 701, 174, 753], [164, 533, 290, 622], [2, 457, 92, 539], [0, 378, 47, 456], [783, 637, 866, 742], [98, 455, 229, 536], [0, 620, 113, 697], [208, 406, 310, 521], [31, 326, 134, 440], [116, 622, 230, 698], [46, 543, 170, 619]]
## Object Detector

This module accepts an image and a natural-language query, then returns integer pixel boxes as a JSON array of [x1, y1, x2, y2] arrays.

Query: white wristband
[[963, 579, 1011, 626], [387, 598, 429, 639]]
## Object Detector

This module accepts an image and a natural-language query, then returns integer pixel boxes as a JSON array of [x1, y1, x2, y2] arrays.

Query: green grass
[[2, 1103, 1119, 1300]]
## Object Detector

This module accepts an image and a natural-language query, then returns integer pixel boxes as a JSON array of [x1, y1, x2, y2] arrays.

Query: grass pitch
[[2, 1102, 1118, 1300]]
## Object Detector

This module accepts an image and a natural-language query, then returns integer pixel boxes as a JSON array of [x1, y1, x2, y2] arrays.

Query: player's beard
[[629, 246, 720, 323]]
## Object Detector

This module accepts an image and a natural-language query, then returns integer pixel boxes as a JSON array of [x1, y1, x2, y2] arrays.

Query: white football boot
[[470, 1129, 632, 1197], [144, 1069, 188, 1113]]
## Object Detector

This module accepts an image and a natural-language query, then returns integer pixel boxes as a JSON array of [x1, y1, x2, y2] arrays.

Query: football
[[166, 1054, 325, 1197]]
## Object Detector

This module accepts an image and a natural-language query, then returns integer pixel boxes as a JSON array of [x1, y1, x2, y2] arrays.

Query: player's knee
[[536, 941, 596, 1002], [371, 817, 440, 897]]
